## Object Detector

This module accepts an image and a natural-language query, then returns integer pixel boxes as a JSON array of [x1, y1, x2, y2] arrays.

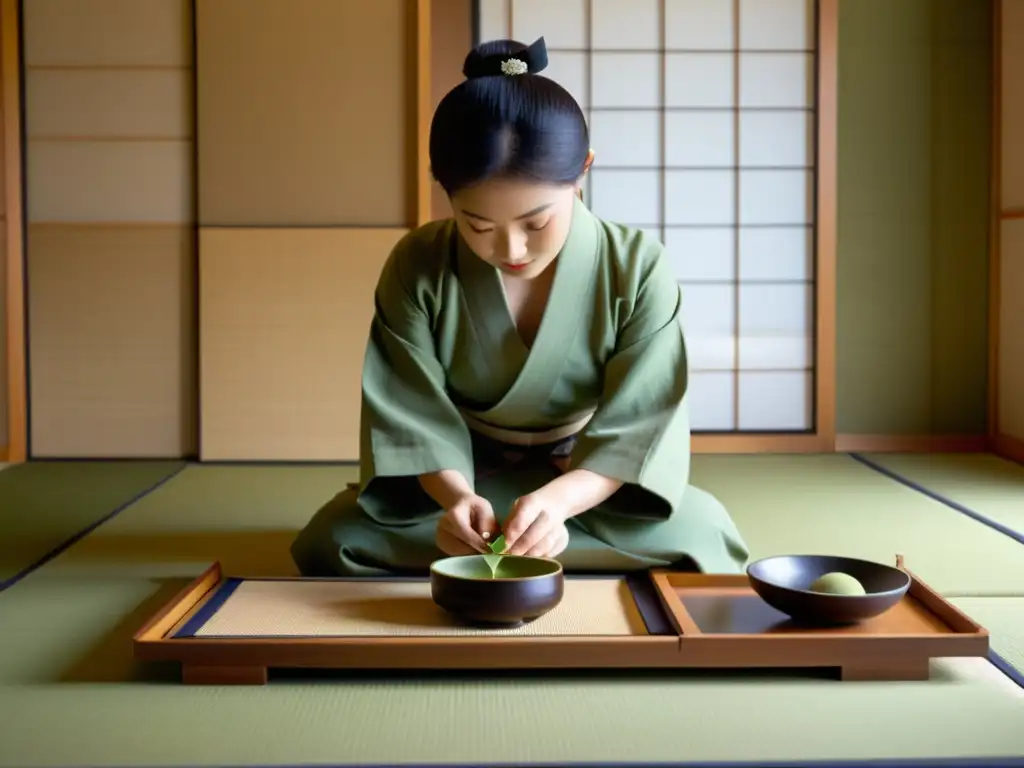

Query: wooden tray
[[133, 555, 988, 685]]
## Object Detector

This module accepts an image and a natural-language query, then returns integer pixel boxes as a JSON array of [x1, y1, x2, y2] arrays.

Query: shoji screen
[[477, 0, 819, 435], [996, 0, 1024, 456], [21, 0, 196, 458]]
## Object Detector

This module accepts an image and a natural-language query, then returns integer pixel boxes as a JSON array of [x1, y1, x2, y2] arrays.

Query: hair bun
[[463, 36, 549, 80]]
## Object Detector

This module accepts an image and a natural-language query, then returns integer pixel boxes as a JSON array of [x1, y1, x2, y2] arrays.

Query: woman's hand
[[502, 492, 570, 558], [436, 493, 501, 556]]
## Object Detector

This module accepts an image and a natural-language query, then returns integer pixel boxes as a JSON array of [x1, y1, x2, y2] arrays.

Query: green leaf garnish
[[482, 534, 507, 578]]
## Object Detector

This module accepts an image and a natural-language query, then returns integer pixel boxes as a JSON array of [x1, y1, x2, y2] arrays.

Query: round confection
[[808, 571, 867, 596]]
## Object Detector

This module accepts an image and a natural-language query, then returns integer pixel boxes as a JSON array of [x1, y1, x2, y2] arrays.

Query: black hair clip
[[465, 37, 549, 79]]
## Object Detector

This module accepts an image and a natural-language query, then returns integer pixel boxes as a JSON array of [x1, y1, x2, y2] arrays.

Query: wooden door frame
[[989, 0, 1024, 465], [1, 0, 25, 463]]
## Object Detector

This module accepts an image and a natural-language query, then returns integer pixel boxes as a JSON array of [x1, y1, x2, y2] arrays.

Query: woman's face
[[450, 177, 580, 280]]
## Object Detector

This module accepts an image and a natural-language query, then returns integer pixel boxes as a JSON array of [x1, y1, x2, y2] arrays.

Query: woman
[[290, 37, 750, 577]]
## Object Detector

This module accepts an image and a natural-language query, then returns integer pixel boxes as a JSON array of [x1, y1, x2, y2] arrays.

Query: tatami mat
[[951, 597, 1024, 686], [0, 460, 186, 586], [859, 452, 1024, 541], [0, 564, 1022, 767], [61, 462, 359, 575], [2, 454, 1024, 766]]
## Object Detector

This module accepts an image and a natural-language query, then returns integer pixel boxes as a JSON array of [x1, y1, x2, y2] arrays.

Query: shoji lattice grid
[[477, 0, 818, 432]]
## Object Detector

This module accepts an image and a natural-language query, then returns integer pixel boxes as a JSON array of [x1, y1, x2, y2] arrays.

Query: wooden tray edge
[[130, 558, 990, 684], [896, 554, 989, 639], [133, 562, 224, 648]]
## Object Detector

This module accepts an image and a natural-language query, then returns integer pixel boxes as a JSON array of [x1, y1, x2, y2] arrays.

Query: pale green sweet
[[808, 571, 867, 596]]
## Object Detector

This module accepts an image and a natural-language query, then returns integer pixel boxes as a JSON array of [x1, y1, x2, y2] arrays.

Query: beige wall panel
[[27, 225, 196, 458], [999, 219, 1024, 440], [1002, 0, 1024, 209], [199, 227, 407, 461], [430, 0, 473, 221], [23, 0, 192, 67], [0, 220, 7, 450], [27, 140, 192, 223], [26, 70, 192, 139], [196, 0, 410, 227]]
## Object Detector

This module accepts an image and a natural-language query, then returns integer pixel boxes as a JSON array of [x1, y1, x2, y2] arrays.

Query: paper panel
[[591, 111, 660, 167], [665, 171, 735, 225], [739, 170, 812, 225], [665, 111, 734, 167], [665, 53, 734, 107], [687, 371, 736, 430], [592, 53, 661, 108], [665, 0, 734, 50], [512, 0, 585, 48], [738, 227, 813, 282], [590, 170, 661, 225], [664, 228, 735, 282], [739, 0, 814, 51], [739, 110, 813, 168], [738, 370, 812, 431], [680, 283, 735, 370], [739, 53, 814, 108], [478, 0, 511, 41], [591, 0, 659, 49]]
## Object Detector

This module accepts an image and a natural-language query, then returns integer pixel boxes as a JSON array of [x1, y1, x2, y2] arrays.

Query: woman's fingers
[[469, 500, 501, 542], [524, 524, 569, 559], [505, 507, 551, 556], [444, 498, 492, 552], [436, 523, 478, 556], [503, 497, 538, 552]]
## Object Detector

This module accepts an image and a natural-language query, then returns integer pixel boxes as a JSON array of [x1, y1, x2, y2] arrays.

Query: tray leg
[[839, 657, 931, 682], [182, 664, 268, 685]]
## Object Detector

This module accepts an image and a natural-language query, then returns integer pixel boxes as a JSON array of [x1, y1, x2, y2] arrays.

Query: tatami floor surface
[[0, 452, 1023, 767]]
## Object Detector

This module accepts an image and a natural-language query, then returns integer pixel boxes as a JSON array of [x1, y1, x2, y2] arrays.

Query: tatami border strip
[[988, 647, 1024, 690], [70, 756, 1024, 767], [849, 453, 1024, 546], [0, 462, 189, 592]]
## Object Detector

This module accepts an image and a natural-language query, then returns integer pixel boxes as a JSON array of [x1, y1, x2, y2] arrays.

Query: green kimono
[[290, 197, 750, 577]]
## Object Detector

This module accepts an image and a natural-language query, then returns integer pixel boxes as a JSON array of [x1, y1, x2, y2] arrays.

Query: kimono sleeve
[[570, 242, 691, 519], [358, 236, 475, 488]]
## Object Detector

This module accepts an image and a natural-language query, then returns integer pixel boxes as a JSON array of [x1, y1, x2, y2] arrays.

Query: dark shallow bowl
[[430, 554, 564, 628], [746, 554, 911, 626]]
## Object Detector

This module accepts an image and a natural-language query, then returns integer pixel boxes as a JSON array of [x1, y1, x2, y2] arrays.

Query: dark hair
[[428, 37, 590, 195]]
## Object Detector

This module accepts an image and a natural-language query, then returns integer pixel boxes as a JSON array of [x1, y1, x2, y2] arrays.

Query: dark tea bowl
[[429, 554, 564, 628], [746, 554, 911, 626]]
